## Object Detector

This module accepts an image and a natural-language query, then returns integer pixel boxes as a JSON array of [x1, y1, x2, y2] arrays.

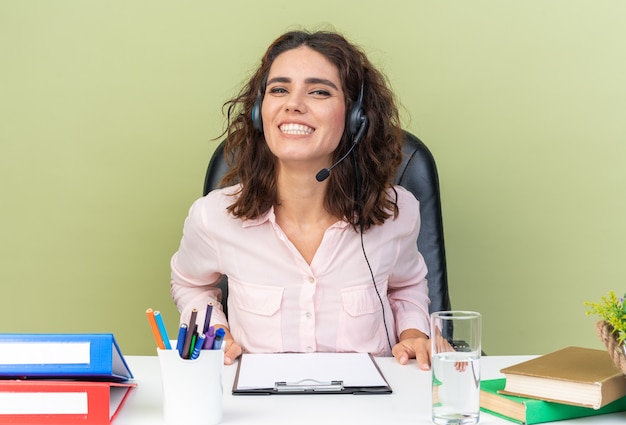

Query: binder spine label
[[0, 392, 88, 414], [0, 342, 91, 365]]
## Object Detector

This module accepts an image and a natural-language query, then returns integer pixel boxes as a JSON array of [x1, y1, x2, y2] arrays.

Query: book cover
[[480, 378, 626, 424], [0, 380, 136, 424], [500, 346, 626, 409], [0, 333, 133, 381]]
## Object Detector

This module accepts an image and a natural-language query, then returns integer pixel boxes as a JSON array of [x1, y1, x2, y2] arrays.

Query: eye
[[310, 89, 331, 97], [268, 86, 288, 95]]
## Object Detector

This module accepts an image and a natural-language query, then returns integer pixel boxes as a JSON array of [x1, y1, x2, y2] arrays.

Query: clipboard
[[232, 352, 392, 395]]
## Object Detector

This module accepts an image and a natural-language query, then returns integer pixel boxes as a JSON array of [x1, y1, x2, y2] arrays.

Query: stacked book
[[480, 346, 626, 424], [0, 333, 135, 424]]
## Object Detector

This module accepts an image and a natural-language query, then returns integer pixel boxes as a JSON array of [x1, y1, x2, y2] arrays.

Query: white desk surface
[[115, 355, 626, 424]]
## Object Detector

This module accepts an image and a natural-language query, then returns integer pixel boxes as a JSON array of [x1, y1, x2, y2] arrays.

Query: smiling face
[[261, 46, 346, 174]]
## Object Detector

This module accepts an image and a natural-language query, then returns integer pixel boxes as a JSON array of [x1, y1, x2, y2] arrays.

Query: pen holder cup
[[157, 348, 224, 425]]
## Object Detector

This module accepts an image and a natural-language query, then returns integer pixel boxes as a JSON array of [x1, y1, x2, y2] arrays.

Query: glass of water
[[431, 311, 481, 425]]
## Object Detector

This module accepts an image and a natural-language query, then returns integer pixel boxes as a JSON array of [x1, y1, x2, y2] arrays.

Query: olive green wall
[[1, 1, 624, 356]]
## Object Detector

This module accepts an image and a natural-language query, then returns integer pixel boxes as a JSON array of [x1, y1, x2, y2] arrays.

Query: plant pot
[[595, 321, 626, 375]]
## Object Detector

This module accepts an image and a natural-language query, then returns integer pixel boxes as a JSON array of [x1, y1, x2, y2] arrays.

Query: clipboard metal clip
[[274, 379, 344, 392]]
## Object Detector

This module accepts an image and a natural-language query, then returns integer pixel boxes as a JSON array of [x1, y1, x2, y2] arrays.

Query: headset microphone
[[315, 83, 368, 182], [315, 116, 368, 182]]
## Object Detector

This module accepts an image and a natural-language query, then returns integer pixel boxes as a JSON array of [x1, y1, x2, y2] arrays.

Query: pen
[[181, 309, 198, 359], [190, 332, 198, 356], [202, 303, 213, 334], [190, 334, 206, 360], [176, 324, 188, 357], [145, 308, 165, 350], [182, 324, 197, 359], [212, 328, 225, 350], [203, 326, 216, 349], [153, 310, 172, 349]]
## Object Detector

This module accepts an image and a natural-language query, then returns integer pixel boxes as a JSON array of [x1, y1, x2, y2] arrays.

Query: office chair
[[202, 131, 451, 319]]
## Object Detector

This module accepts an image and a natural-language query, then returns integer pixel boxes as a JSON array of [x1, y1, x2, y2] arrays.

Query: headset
[[253, 81, 368, 182]]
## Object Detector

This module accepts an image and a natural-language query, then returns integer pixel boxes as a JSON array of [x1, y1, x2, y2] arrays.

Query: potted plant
[[585, 291, 626, 375]]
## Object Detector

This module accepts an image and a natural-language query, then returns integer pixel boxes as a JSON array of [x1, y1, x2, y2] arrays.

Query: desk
[[115, 355, 626, 424]]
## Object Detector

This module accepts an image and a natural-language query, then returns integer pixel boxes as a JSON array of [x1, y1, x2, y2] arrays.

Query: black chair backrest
[[203, 131, 451, 316]]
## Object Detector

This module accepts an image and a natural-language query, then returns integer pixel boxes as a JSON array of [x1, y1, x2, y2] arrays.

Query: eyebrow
[[266, 77, 340, 91]]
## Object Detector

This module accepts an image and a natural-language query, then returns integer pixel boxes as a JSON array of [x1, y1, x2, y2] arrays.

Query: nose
[[284, 90, 307, 114]]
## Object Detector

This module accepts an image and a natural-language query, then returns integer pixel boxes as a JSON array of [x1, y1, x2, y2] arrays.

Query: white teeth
[[279, 123, 314, 135]]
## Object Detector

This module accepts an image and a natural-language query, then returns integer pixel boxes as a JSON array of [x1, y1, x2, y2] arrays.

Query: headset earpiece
[[252, 75, 267, 133], [348, 84, 366, 138], [252, 95, 263, 133]]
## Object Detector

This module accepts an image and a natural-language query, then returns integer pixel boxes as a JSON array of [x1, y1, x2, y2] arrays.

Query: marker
[[203, 326, 216, 349], [190, 334, 206, 360], [212, 328, 226, 350], [145, 308, 165, 350], [176, 324, 188, 357], [153, 311, 171, 349]]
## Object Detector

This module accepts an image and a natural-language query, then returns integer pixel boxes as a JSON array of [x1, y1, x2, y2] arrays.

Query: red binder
[[0, 380, 136, 424]]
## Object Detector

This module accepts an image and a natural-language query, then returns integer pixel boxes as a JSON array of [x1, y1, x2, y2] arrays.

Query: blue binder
[[0, 333, 133, 381]]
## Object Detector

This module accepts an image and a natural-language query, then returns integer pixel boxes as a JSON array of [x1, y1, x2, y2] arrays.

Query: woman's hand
[[391, 329, 431, 370], [214, 325, 242, 365]]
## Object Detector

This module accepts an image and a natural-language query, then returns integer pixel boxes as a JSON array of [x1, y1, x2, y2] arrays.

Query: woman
[[170, 30, 432, 370]]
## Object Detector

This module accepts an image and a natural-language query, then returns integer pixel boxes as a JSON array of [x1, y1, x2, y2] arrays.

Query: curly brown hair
[[219, 30, 404, 231]]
